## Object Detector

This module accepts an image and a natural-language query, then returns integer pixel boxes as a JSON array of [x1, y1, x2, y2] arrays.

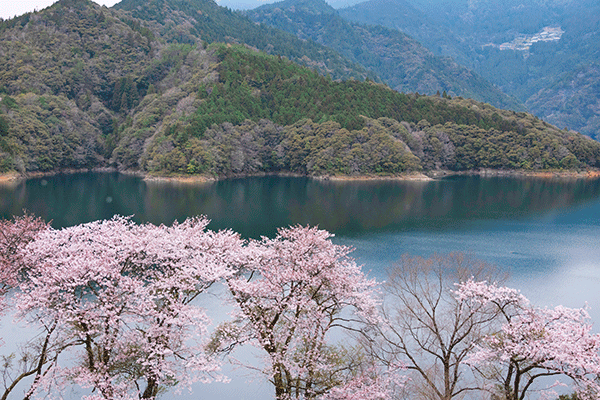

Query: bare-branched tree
[[363, 253, 505, 400]]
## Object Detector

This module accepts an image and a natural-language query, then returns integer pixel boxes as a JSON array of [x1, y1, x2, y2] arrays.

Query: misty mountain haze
[[339, 0, 600, 138], [2, 0, 599, 177]]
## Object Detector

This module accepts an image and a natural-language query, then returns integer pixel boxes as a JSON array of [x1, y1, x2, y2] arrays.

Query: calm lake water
[[2, 172, 600, 399]]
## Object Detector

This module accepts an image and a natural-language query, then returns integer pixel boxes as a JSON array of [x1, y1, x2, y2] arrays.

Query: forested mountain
[[113, 0, 374, 81], [339, 0, 600, 139], [0, 0, 367, 173], [243, 0, 524, 111], [338, 0, 470, 65], [1, 0, 599, 178]]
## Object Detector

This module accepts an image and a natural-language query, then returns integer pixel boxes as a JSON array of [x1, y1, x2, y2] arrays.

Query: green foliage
[[143, 106, 600, 178], [111, 76, 140, 112], [0, 155, 13, 172], [0, 93, 104, 172], [142, 44, 194, 91], [0, 115, 8, 137], [1, 96, 18, 109], [0, 113, 15, 171], [282, 119, 422, 175], [185, 44, 535, 138], [145, 117, 423, 177], [1, 0, 599, 177], [244, 0, 525, 111]]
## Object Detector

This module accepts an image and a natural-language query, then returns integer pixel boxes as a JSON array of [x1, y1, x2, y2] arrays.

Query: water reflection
[[3, 173, 600, 400], [0, 173, 146, 227], [3, 173, 600, 237]]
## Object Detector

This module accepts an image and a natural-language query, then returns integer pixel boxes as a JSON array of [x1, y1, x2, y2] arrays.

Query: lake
[[2, 172, 600, 399]]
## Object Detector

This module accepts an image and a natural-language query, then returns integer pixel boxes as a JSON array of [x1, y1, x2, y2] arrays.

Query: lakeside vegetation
[[103, 43, 600, 177], [1, 0, 599, 180]]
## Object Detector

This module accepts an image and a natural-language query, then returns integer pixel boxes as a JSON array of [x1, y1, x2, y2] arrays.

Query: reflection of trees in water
[[0, 173, 147, 228], [2, 174, 600, 236], [284, 177, 600, 234], [143, 176, 600, 236]]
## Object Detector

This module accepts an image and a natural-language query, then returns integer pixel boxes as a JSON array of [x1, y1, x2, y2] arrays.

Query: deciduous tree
[[0, 213, 53, 400], [9, 216, 243, 399], [455, 279, 600, 400], [363, 253, 504, 400], [0, 213, 49, 302], [223, 225, 383, 400]]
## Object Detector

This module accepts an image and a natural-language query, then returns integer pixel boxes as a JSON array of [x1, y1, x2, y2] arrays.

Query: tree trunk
[[142, 377, 159, 399]]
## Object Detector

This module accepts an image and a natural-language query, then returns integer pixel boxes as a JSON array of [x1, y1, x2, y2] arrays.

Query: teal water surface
[[3, 172, 600, 304], [3, 172, 600, 233], [2, 173, 600, 399]]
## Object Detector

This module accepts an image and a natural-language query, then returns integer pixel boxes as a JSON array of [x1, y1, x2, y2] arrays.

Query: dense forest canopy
[[0, 0, 599, 177], [339, 0, 600, 139]]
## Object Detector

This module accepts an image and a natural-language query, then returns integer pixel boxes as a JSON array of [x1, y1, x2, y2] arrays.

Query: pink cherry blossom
[[455, 279, 600, 400], [11, 216, 243, 399], [225, 225, 382, 400], [0, 213, 49, 304]]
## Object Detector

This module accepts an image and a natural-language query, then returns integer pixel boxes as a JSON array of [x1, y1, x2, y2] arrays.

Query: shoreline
[[0, 172, 21, 185], [430, 169, 600, 179], [315, 172, 433, 181], [2, 168, 600, 185]]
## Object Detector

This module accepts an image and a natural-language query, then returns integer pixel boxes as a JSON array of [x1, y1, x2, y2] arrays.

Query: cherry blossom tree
[[0, 214, 55, 400], [222, 225, 383, 400], [0, 213, 49, 310], [3, 216, 399, 399], [12, 216, 244, 399], [321, 363, 406, 400], [455, 279, 600, 400], [363, 253, 505, 400]]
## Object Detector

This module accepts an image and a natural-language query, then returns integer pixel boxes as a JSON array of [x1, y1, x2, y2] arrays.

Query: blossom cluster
[[455, 279, 600, 400], [0, 216, 387, 400], [2, 215, 599, 400]]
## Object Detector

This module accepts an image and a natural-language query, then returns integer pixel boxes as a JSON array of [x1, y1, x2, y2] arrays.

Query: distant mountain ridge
[[339, 0, 600, 138], [1, 0, 599, 178], [113, 0, 373, 81], [244, 0, 525, 112], [338, 0, 469, 64]]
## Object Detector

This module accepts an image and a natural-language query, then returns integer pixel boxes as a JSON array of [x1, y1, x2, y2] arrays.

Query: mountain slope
[[113, 0, 374, 81], [339, 0, 600, 138], [338, 0, 471, 66], [1, 0, 599, 178], [0, 0, 152, 171], [244, 0, 524, 111], [525, 63, 600, 137], [0, 0, 370, 172], [119, 43, 600, 176]]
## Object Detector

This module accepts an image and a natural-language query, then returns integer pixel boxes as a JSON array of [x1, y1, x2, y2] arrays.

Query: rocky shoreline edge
[[2, 168, 600, 185]]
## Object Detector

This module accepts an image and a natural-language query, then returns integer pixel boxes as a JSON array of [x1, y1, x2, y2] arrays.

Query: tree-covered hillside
[[243, 0, 524, 112], [113, 0, 373, 81], [124, 44, 600, 176], [0, 0, 599, 177], [0, 0, 367, 173], [339, 0, 600, 139]]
